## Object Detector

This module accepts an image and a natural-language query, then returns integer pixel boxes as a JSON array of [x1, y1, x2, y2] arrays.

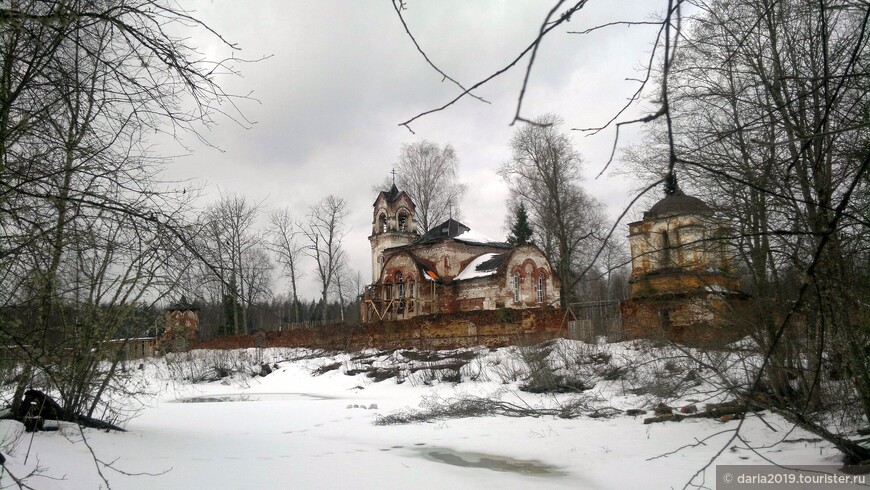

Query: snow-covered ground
[[0, 340, 849, 489]]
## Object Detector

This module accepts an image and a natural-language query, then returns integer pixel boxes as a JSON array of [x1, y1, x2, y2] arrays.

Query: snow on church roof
[[453, 229, 502, 245], [454, 253, 504, 281]]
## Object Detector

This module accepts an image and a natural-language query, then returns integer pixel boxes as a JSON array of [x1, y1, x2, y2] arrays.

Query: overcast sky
[[163, 1, 665, 299]]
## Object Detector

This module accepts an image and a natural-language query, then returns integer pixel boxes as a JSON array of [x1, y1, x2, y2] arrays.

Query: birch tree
[[394, 140, 466, 232], [302, 195, 348, 324], [268, 208, 305, 323], [201, 195, 264, 334]]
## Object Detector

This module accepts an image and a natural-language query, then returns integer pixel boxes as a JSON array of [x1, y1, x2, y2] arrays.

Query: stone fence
[[193, 307, 565, 351]]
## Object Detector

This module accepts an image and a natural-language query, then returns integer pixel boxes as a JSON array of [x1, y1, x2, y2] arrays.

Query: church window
[[398, 212, 408, 232], [379, 214, 387, 233], [408, 280, 414, 298], [536, 273, 545, 303], [395, 272, 404, 298], [661, 231, 671, 267], [659, 309, 672, 328], [512, 272, 520, 303]]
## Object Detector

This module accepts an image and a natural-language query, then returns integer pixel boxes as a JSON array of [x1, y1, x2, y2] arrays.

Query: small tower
[[162, 296, 200, 351], [369, 183, 417, 282], [622, 175, 746, 344]]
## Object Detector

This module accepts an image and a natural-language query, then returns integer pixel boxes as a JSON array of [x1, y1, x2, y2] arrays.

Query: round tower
[[627, 176, 737, 296], [369, 184, 417, 282], [622, 174, 749, 345]]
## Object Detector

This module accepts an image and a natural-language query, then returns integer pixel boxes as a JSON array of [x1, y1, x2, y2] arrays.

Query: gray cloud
[[164, 1, 663, 298]]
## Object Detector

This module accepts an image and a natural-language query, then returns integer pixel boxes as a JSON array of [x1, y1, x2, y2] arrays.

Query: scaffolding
[[362, 282, 437, 322]]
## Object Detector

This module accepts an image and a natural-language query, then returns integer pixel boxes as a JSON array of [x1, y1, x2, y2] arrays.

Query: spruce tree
[[507, 202, 534, 245]]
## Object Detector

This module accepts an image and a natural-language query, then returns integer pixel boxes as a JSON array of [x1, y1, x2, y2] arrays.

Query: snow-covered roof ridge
[[453, 229, 508, 246], [454, 252, 504, 281]]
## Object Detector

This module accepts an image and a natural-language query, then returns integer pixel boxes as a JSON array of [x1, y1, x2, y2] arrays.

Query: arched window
[[395, 272, 405, 298], [379, 214, 388, 233], [398, 212, 408, 232], [537, 273, 545, 303], [512, 272, 521, 303], [408, 280, 415, 298]]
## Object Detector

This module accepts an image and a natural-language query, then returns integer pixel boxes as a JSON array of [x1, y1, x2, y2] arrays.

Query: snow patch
[[454, 229, 500, 244], [455, 253, 501, 281]]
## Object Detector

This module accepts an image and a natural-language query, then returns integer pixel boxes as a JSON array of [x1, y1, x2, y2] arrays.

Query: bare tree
[[200, 194, 265, 334], [499, 114, 606, 306], [395, 0, 870, 472], [240, 246, 273, 323], [330, 256, 352, 323], [302, 195, 348, 324], [267, 208, 305, 323], [637, 0, 870, 462], [394, 140, 466, 232], [0, 0, 248, 463]]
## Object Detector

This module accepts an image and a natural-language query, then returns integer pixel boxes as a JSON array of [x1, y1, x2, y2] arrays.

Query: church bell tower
[[369, 183, 417, 282]]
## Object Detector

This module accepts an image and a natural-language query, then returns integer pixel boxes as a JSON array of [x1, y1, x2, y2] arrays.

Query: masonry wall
[[630, 270, 740, 298], [194, 307, 565, 351], [621, 293, 750, 346]]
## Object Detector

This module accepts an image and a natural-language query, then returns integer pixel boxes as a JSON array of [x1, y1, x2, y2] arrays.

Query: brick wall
[[621, 293, 750, 346], [193, 307, 565, 351]]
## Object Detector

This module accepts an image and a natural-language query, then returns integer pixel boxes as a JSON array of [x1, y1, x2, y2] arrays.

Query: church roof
[[165, 296, 199, 312], [644, 183, 711, 219], [454, 253, 505, 281], [414, 219, 512, 248], [408, 253, 441, 282], [415, 218, 470, 244], [372, 184, 406, 206]]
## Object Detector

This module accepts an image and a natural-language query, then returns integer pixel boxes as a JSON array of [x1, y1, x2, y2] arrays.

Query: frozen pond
[[4, 345, 839, 489], [415, 447, 568, 476], [175, 392, 334, 403]]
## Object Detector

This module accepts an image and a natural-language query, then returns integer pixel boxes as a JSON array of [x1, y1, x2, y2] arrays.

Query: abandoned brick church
[[360, 178, 746, 345], [361, 184, 559, 322]]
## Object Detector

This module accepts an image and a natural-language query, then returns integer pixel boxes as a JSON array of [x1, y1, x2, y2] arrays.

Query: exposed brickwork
[[364, 244, 559, 322], [163, 309, 199, 345], [193, 307, 565, 351], [622, 190, 750, 346], [621, 290, 751, 346]]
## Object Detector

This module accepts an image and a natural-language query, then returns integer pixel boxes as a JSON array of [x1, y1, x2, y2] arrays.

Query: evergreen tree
[[507, 202, 534, 245]]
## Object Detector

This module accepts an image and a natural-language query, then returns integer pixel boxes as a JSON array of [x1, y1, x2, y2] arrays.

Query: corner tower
[[369, 184, 417, 281], [626, 177, 737, 295], [621, 174, 747, 345]]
